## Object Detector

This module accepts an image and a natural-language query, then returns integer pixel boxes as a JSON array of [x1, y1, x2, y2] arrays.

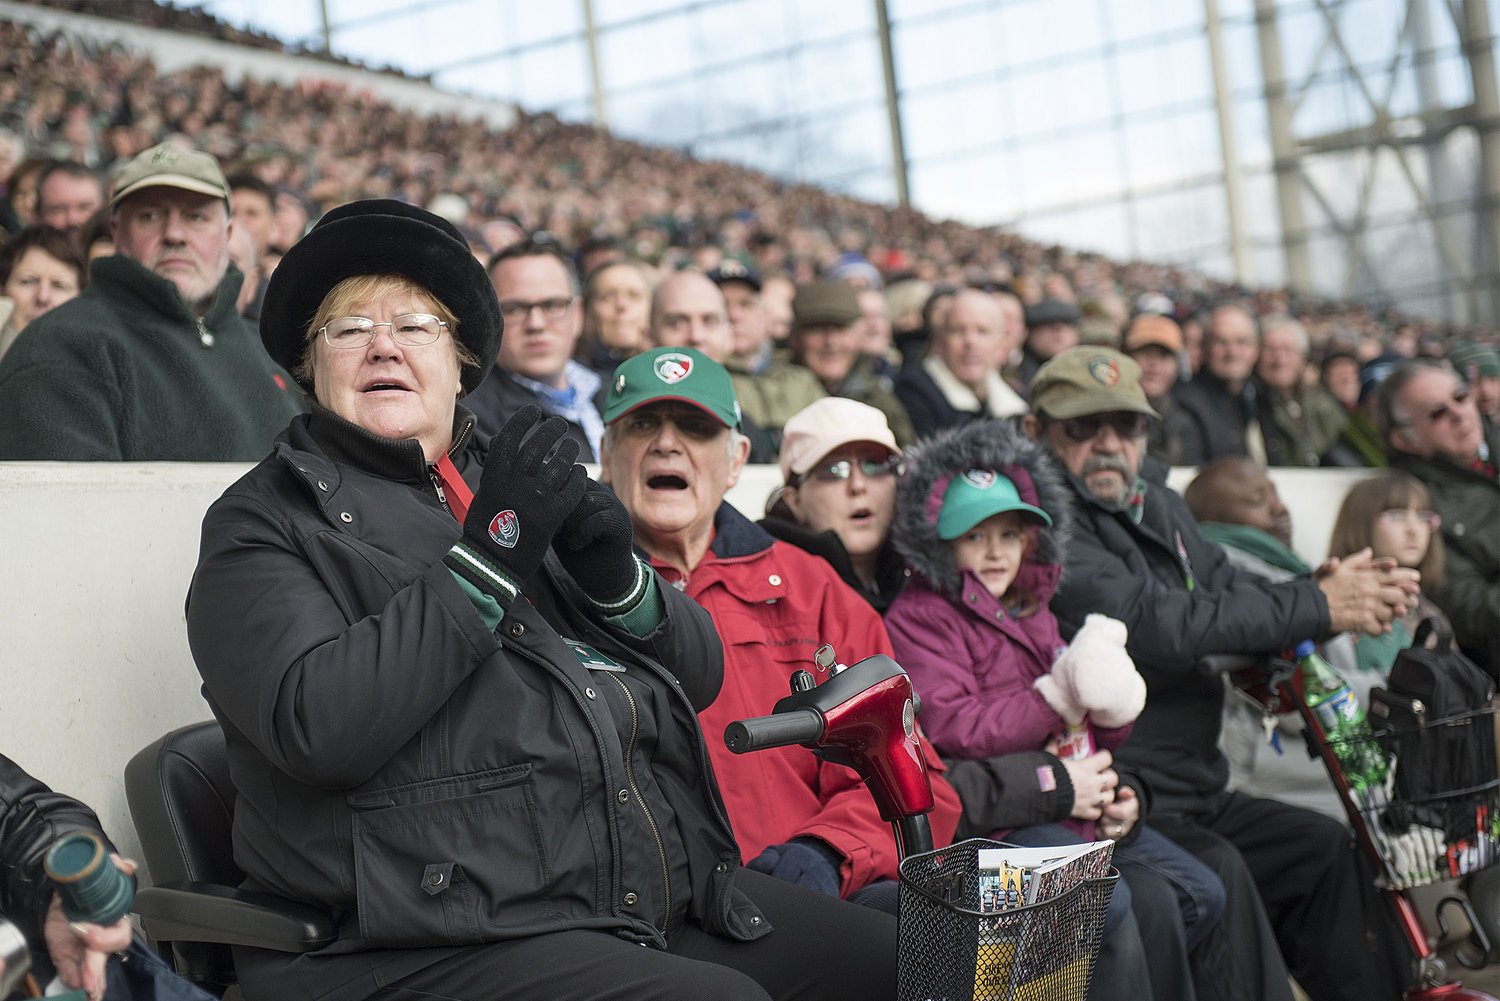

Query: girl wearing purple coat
[[885, 418, 1230, 1001]]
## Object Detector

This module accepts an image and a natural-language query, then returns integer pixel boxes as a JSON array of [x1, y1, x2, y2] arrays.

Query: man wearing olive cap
[[599, 347, 960, 912], [0, 141, 304, 460], [1023, 346, 1414, 1001]]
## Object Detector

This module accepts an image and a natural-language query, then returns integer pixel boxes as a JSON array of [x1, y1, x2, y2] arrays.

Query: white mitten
[[1053, 614, 1146, 729], [1034, 672, 1086, 726]]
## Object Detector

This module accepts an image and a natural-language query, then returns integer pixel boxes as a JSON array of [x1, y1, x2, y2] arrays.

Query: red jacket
[[649, 504, 961, 897]]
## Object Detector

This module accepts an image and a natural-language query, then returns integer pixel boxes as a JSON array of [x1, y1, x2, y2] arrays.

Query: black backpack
[[1369, 618, 1496, 838]]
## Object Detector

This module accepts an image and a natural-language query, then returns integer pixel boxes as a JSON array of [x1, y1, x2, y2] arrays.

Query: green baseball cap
[[1029, 346, 1160, 420], [110, 141, 230, 209], [1451, 342, 1500, 380], [604, 346, 740, 428], [937, 469, 1052, 541]]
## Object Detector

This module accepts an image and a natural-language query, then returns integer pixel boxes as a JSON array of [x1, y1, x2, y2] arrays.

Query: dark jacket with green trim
[[1049, 455, 1331, 810], [1389, 424, 1500, 677], [0, 754, 120, 946], [185, 410, 761, 975], [0, 256, 305, 460]]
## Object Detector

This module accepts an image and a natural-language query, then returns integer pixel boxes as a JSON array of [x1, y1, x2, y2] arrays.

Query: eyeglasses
[[320, 313, 447, 349], [1420, 386, 1472, 424], [1053, 412, 1153, 443], [499, 297, 573, 324], [1377, 509, 1441, 530], [791, 456, 903, 486]]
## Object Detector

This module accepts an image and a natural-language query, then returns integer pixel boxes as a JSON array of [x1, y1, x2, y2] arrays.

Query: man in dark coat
[[1379, 358, 1500, 677], [1172, 303, 1264, 466], [0, 142, 305, 460], [1024, 346, 1417, 1001]]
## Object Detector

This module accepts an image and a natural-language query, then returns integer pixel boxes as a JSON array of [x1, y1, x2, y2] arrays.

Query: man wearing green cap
[[0, 140, 303, 460], [599, 346, 960, 911], [1022, 346, 1416, 1001], [1450, 341, 1500, 427]]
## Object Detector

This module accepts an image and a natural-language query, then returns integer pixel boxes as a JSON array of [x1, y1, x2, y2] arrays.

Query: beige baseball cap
[[110, 141, 230, 209], [779, 397, 900, 482], [1029, 347, 1160, 420]]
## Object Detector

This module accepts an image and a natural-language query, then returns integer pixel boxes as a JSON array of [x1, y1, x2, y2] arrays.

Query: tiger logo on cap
[[654, 352, 694, 385], [1088, 356, 1121, 387]]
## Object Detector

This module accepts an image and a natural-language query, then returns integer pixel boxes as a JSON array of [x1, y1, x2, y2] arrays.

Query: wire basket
[[1351, 705, 1500, 890], [897, 838, 1118, 1001]]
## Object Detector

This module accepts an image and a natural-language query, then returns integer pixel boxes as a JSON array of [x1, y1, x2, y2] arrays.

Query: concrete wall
[[0, 461, 1370, 877]]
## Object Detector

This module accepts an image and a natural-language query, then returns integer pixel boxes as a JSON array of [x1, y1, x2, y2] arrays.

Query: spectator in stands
[[758, 397, 907, 613], [1255, 316, 1348, 466], [193, 201, 900, 1001], [789, 280, 915, 446], [1378, 359, 1499, 677], [3, 158, 49, 234], [1122, 313, 1190, 466], [1184, 457, 1359, 821], [1449, 341, 1500, 427], [1024, 345, 1417, 1001], [577, 257, 653, 379], [1174, 303, 1264, 466], [856, 287, 896, 374], [599, 347, 961, 913], [1018, 297, 1081, 386], [464, 236, 604, 460], [651, 269, 732, 359], [271, 188, 309, 250], [0, 141, 304, 460], [34, 161, 102, 236], [1328, 470, 1451, 675], [227, 171, 275, 318], [895, 287, 1025, 439], [883, 278, 929, 367], [991, 284, 1028, 387], [1321, 350, 1361, 412], [576, 234, 621, 281], [0, 752, 213, 1001], [0, 223, 85, 360], [714, 261, 825, 454], [76, 206, 113, 262]]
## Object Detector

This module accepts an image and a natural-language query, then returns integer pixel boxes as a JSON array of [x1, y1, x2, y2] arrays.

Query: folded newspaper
[[972, 840, 1115, 1001]]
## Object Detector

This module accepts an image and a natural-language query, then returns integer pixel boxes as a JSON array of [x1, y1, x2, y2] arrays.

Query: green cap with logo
[[604, 346, 740, 428], [1028, 346, 1160, 420], [110, 141, 231, 209], [937, 469, 1052, 540], [1450, 342, 1500, 380]]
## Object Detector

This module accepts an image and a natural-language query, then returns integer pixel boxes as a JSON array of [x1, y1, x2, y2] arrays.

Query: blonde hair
[[1328, 471, 1445, 587], [295, 274, 475, 386]]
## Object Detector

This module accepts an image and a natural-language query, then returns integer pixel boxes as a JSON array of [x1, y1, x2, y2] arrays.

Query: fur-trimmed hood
[[892, 418, 1074, 601]]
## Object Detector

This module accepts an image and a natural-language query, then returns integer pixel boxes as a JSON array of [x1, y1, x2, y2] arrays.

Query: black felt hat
[[260, 199, 502, 394]]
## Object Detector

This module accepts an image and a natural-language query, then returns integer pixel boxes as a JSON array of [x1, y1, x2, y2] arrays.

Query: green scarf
[[1198, 522, 1311, 575]]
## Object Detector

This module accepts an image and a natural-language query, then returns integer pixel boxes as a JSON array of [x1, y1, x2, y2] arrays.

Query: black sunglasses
[[1054, 412, 1153, 443]]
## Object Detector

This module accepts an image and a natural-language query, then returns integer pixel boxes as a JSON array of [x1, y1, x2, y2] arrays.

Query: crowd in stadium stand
[[0, 8, 1498, 1001]]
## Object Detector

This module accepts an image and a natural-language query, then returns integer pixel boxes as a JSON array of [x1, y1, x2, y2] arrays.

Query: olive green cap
[[1029, 346, 1160, 420]]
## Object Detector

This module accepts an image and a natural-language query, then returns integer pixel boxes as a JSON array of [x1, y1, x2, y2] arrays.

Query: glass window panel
[[782, 0, 874, 44], [1017, 130, 1123, 209], [910, 150, 1019, 224], [608, 82, 704, 146], [1007, 60, 1111, 139], [789, 35, 884, 114], [893, 10, 995, 92], [888, 0, 981, 20], [800, 103, 892, 186], [1023, 202, 1131, 259], [1130, 183, 1228, 262], [598, 13, 695, 91], [593, 0, 696, 28], [510, 41, 593, 112], [1107, 0, 1202, 43], [902, 80, 1006, 161], [688, 0, 790, 64], [689, 59, 790, 136]]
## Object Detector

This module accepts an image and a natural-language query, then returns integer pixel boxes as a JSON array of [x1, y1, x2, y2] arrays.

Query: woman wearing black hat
[[184, 200, 895, 1001]]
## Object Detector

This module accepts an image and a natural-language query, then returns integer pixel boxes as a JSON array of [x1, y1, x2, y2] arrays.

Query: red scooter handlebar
[[724, 708, 824, 753]]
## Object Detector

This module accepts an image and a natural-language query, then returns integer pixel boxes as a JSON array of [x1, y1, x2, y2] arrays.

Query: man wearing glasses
[[1022, 347, 1416, 1001], [1379, 358, 1499, 676], [599, 348, 961, 913], [464, 237, 605, 459]]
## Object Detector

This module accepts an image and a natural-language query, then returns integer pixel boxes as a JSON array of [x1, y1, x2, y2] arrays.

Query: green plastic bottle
[[1296, 640, 1388, 791]]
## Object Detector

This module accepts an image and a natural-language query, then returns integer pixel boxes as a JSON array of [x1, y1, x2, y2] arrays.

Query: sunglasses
[[1421, 386, 1472, 424], [1054, 412, 1152, 443], [792, 456, 903, 486]]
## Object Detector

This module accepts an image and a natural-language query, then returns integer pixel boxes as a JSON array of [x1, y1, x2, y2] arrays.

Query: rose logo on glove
[[488, 509, 520, 549], [653, 353, 694, 384]]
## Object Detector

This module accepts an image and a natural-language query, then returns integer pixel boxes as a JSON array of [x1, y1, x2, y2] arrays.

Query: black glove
[[445, 405, 585, 605], [554, 479, 643, 608], [746, 838, 842, 897]]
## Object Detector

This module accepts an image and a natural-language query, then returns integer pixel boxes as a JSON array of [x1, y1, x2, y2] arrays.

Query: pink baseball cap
[[779, 397, 900, 483]]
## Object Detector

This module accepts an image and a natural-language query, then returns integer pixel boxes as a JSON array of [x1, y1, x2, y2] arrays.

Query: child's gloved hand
[[1034, 667, 1086, 726], [1053, 614, 1146, 729]]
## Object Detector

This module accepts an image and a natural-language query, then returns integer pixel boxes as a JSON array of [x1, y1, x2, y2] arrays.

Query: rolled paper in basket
[[43, 831, 134, 926]]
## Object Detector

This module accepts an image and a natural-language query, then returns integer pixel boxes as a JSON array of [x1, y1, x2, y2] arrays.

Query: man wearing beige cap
[[1023, 346, 1416, 1001], [759, 397, 907, 612], [1121, 313, 1190, 465], [0, 141, 303, 459]]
